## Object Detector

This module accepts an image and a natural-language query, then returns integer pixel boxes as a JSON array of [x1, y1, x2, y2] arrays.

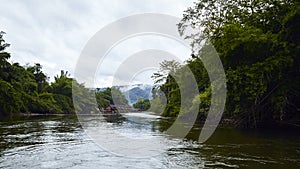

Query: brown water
[[0, 112, 299, 169]]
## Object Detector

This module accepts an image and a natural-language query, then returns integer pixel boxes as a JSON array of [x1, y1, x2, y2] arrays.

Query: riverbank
[[1, 111, 300, 131], [220, 118, 300, 130], [0, 112, 76, 122]]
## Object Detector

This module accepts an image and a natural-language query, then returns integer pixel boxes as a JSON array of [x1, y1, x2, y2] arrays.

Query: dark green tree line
[[0, 31, 96, 117]]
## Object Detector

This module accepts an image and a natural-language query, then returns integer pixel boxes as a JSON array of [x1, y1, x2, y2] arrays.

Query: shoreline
[[2, 112, 300, 130]]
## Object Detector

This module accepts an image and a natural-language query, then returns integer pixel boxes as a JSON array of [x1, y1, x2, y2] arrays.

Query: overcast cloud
[[0, 0, 194, 87]]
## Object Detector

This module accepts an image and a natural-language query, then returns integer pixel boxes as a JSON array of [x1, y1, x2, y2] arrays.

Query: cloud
[[0, 0, 194, 87]]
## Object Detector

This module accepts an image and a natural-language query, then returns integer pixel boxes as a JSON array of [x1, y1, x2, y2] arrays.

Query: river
[[0, 112, 299, 168]]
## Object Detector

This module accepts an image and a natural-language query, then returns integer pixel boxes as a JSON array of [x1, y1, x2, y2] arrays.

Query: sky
[[0, 0, 195, 87]]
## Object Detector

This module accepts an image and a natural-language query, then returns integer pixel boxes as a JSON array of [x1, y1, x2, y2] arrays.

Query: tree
[[95, 87, 128, 110], [27, 63, 49, 93], [133, 98, 151, 111], [149, 87, 166, 114], [151, 60, 181, 89], [0, 31, 11, 81]]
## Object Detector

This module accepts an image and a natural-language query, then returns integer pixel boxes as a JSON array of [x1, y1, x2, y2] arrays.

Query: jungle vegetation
[[0, 31, 95, 117], [152, 0, 300, 128]]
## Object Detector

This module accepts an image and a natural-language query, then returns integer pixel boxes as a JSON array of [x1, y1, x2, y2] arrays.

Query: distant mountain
[[96, 84, 153, 105], [116, 84, 153, 105], [125, 87, 150, 105]]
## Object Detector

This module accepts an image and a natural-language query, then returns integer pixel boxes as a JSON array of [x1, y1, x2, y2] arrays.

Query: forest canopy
[[152, 0, 300, 128], [0, 31, 96, 117]]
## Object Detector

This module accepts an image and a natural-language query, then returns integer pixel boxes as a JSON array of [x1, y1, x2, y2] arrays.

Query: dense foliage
[[0, 32, 95, 117], [95, 87, 128, 111], [153, 0, 300, 128], [133, 98, 150, 111]]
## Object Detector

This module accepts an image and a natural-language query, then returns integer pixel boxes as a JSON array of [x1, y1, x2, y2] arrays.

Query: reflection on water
[[0, 113, 300, 168]]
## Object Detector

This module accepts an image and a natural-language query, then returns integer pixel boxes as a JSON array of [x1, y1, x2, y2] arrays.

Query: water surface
[[0, 112, 299, 168]]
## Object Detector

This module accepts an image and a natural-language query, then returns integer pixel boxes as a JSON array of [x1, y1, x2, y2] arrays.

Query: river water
[[0, 112, 299, 169]]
